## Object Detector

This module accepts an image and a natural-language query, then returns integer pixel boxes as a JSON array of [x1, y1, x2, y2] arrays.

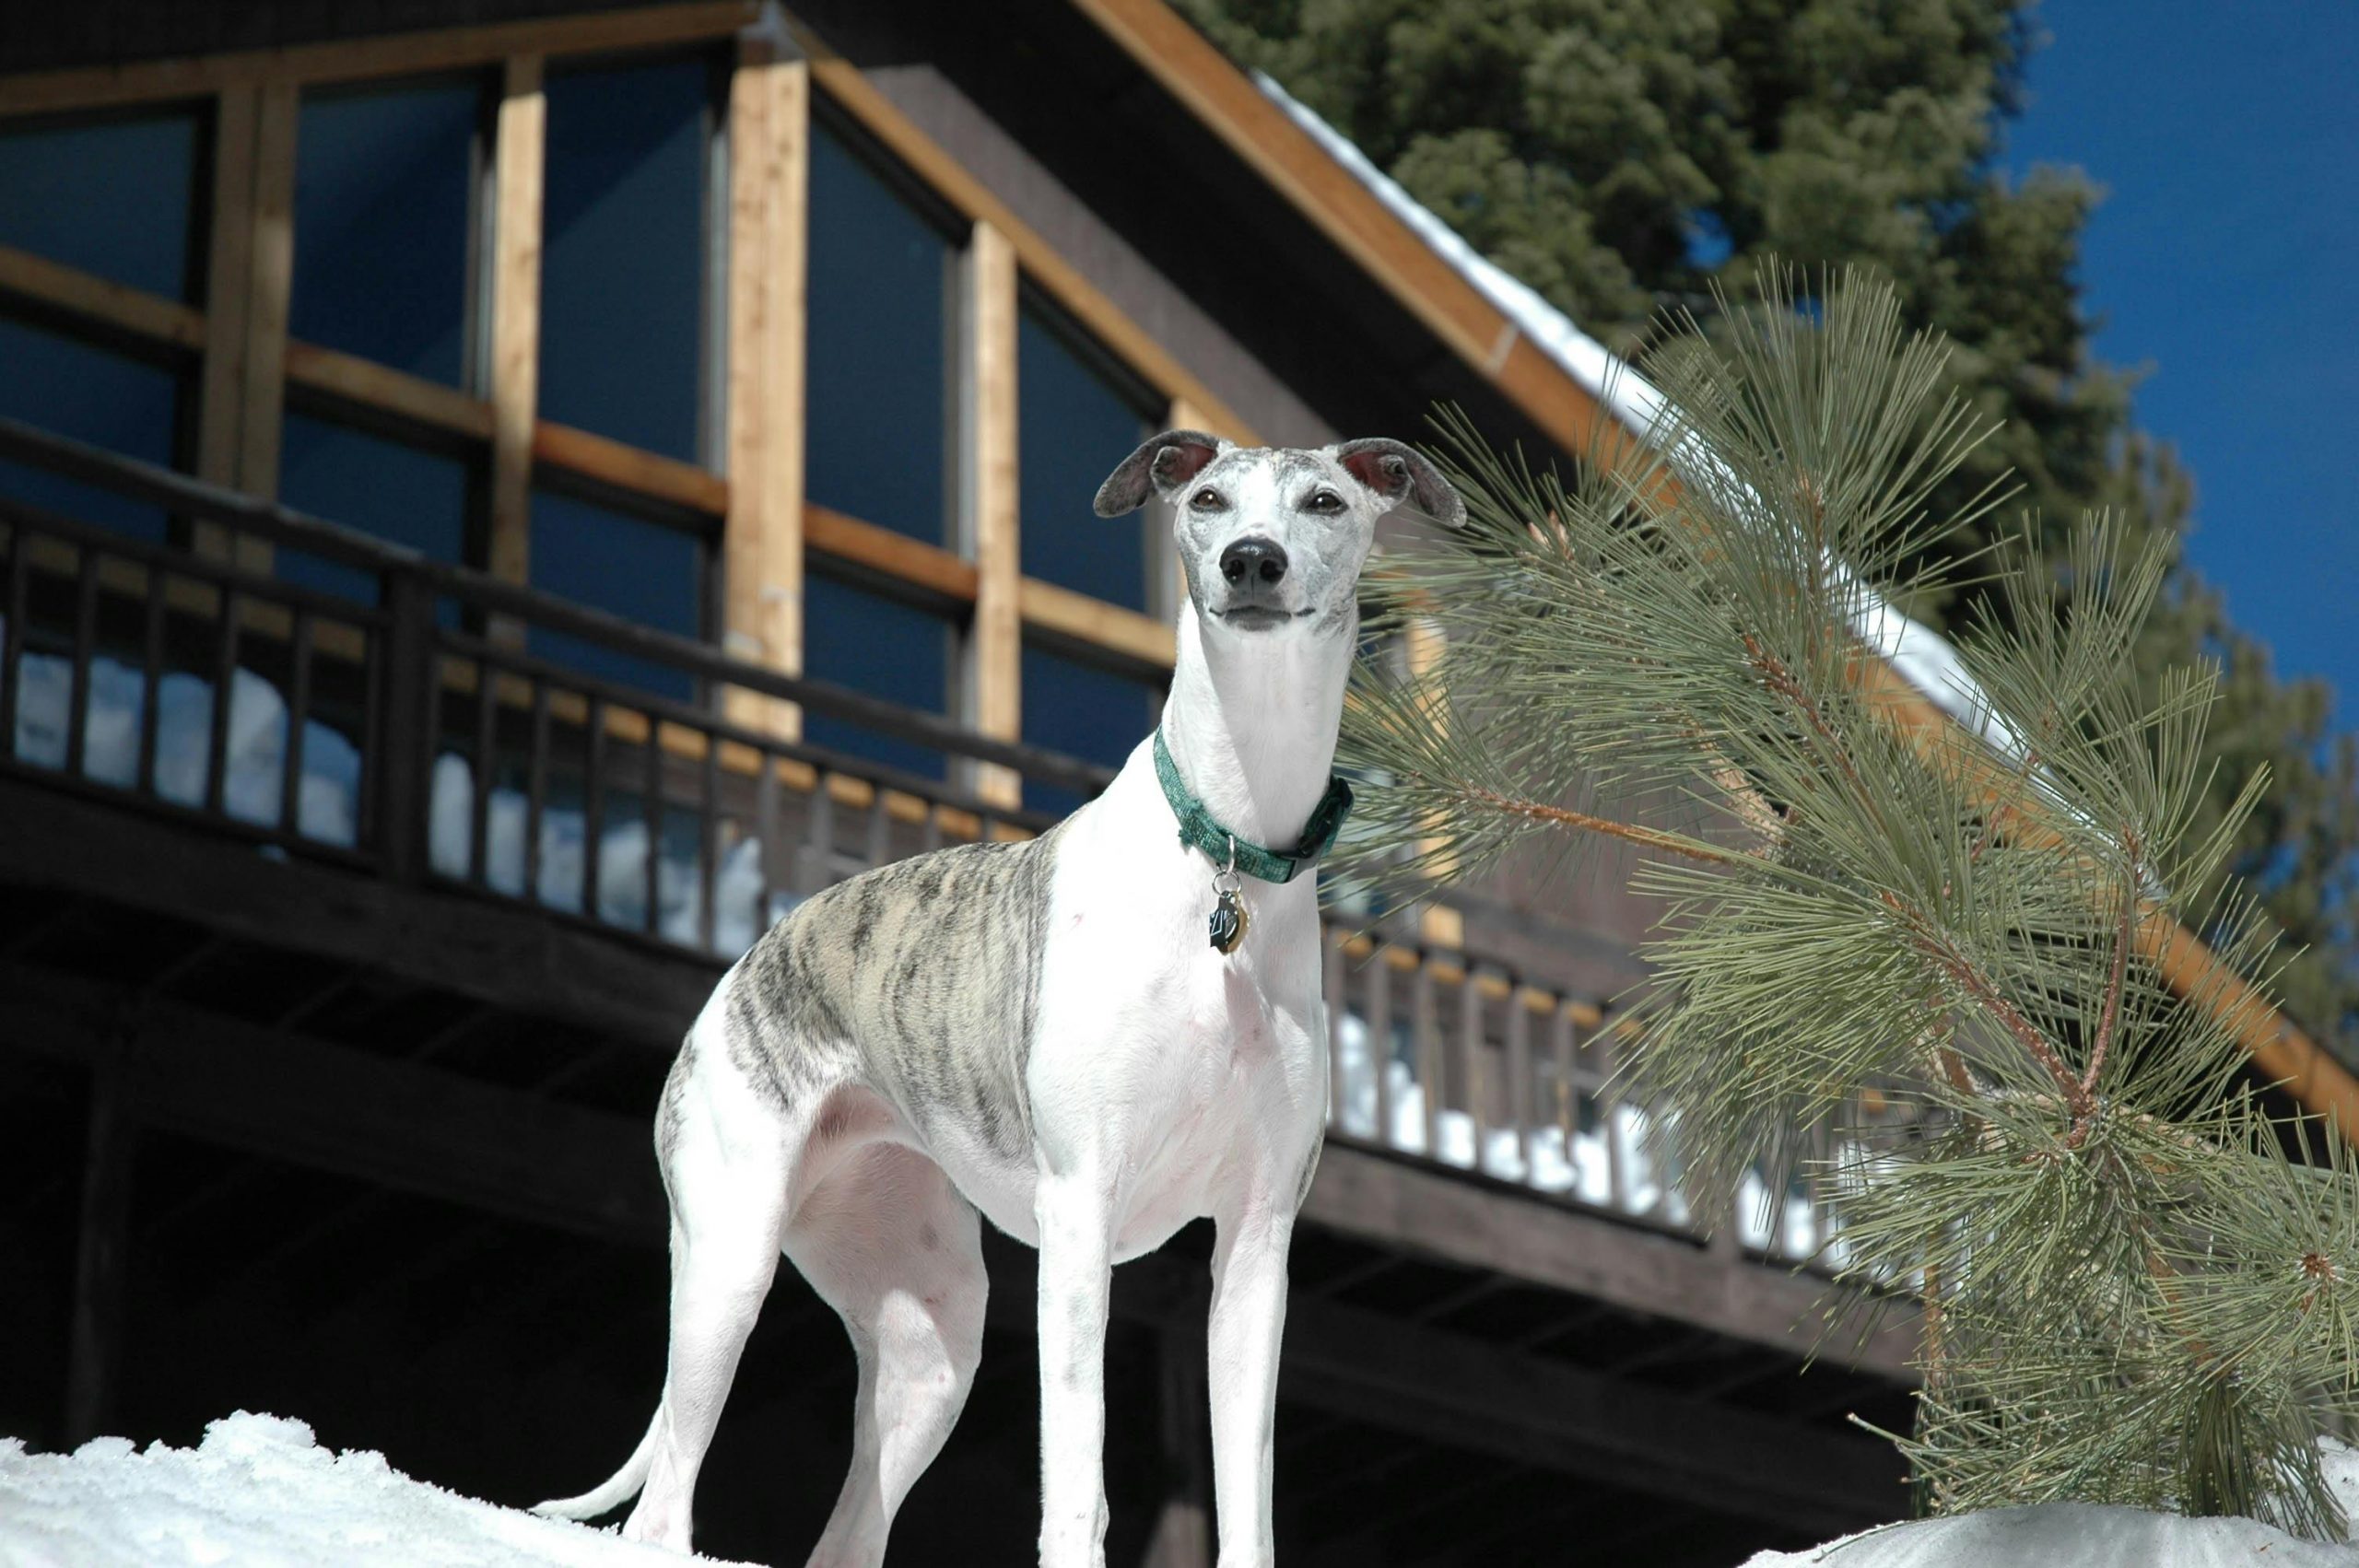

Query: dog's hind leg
[[616, 1031, 801, 1552], [788, 1141, 988, 1568]]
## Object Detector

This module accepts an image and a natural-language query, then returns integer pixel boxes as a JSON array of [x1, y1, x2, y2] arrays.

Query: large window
[[528, 487, 707, 703], [804, 115, 954, 545], [0, 108, 203, 539], [801, 573, 952, 781], [540, 57, 715, 464], [277, 411, 475, 607], [0, 108, 202, 300], [1017, 302, 1167, 813], [291, 79, 483, 387], [1, 22, 1220, 841]]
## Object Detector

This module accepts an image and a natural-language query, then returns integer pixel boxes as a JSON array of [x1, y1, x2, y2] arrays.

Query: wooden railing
[[0, 415, 1866, 1271]]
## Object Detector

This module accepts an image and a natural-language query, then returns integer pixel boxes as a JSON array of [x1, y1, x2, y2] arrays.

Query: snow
[[1254, 74, 2034, 769], [1744, 1438, 2359, 1564], [0, 1412, 751, 1568], [1740, 1503, 2359, 1566], [12, 648, 360, 844]]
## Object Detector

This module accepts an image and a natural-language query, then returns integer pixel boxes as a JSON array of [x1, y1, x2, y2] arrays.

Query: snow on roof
[[0, 1413, 751, 1568], [1252, 73, 2026, 765]]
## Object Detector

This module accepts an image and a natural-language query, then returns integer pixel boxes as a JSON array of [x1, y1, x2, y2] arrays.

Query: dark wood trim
[[5, 958, 1901, 1533], [1303, 1141, 1919, 1379]]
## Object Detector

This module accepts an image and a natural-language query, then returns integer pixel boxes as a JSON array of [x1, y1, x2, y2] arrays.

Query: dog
[[534, 431, 1462, 1566]]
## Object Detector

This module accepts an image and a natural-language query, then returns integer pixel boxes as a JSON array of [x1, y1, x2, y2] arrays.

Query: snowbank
[[0, 1413, 748, 1568], [1741, 1503, 2359, 1566]]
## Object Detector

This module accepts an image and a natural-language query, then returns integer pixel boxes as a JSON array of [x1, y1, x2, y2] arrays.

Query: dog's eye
[[1306, 489, 1344, 514], [1189, 487, 1224, 511]]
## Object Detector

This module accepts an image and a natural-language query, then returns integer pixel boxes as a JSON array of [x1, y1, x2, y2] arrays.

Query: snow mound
[[1743, 1503, 2359, 1566], [0, 1412, 750, 1568]]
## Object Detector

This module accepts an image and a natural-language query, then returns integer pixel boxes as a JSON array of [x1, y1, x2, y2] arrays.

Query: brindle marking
[[714, 818, 1068, 1164]]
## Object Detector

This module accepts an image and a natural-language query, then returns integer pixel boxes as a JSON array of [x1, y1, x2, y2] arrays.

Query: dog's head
[[1094, 432, 1463, 637]]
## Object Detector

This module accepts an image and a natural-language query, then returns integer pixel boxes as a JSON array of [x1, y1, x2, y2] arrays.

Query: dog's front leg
[[1206, 1195, 1296, 1568], [1035, 1167, 1117, 1568]]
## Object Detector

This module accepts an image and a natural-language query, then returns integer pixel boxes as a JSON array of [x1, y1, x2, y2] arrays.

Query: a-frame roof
[[1061, 0, 2359, 1129]]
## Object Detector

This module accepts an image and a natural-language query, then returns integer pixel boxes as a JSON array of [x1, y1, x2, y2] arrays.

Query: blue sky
[[2003, 0, 2358, 733]]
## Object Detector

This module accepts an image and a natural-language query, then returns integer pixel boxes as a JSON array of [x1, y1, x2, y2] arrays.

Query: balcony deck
[[0, 416, 1915, 1564]]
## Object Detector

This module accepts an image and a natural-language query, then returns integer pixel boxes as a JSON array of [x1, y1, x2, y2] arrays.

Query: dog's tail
[[530, 1410, 659, 1521]]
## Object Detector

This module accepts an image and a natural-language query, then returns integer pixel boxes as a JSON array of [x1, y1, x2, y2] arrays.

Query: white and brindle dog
[[534, 431, 1462, 1566]]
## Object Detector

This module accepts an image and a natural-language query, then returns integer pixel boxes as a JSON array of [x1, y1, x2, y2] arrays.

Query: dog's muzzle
[[1214, 536, 1309, 629]]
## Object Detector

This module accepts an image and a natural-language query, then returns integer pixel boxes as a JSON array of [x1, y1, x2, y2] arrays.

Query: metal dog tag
[[1209, 882, 1250, 954], [1208, 839, 1249, 954]]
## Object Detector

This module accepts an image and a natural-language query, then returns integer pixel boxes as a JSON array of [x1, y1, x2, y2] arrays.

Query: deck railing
[[0, 415, 1871, 1272]]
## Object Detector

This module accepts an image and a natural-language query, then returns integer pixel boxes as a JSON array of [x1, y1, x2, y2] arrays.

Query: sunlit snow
[[0, 1412, 749, 1568]]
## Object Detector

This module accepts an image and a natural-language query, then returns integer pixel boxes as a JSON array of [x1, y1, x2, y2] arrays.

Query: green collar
[[1152, 729, 1353, 885]]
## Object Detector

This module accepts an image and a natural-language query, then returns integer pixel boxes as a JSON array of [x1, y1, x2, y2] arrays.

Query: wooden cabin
[[0, 1, 2110, 1562]]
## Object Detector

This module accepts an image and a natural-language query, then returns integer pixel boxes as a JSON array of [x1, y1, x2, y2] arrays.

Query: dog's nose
[[1219, 537, 1288, 587]]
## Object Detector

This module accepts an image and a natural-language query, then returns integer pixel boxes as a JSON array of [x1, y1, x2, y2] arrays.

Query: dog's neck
[[1157, 598, 1354, 854]]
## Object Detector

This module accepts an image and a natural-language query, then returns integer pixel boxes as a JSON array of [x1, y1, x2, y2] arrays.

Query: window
[[801, 573, 951, 780], [1021, 642, 1158, 817], [1017, 302, 1155, 610], [277, 411, 473, 605], [539, 57, 714, 463], [804, 116, 953, 545], [0, 318, 185, 543], [1015, 304, 1162, 813], [528, 488, 705, 703], [291, 79, 482, 386], [0, 108, 202, 300]]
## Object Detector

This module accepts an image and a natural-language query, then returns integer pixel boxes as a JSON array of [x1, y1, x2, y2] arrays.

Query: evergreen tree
[[1180, 0, 2359, 1058], [1340, 273, 2359, 1531]]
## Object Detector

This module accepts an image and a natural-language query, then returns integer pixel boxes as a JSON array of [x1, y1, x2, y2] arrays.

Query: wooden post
[[1139, 1319, 1213, 1568], [64, 1059, 136, 1445], [968, 220, 1021, 810], [722, 33, 808, 737], [194, 87, 258, 500], [193, 82, 293, 567], [487, 54, 546, 594]]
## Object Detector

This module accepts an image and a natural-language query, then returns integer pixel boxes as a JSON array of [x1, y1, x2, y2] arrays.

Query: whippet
[[534, 432, 1462, 1566]]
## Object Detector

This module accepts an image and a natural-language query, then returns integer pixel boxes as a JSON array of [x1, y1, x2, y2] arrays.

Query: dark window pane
[[539, 59, 709, 462], [277, 411, 471, 605], [805, 119, 949, 544], [0, 319, 181, 542], [528, 489, 702, 702], [292, 81, 478, 385], [0, 110, 200, 300], [1019, 308, 1151, 610], [1021, 644, 1156, 817], [802, 573, 949, 779]]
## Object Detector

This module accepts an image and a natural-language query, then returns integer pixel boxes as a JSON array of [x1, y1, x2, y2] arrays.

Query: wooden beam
[[531, 420, 726, 516], [1301, 1142, 1919, 1379], [1, 967, 667, 1246], [793, 34, 1259, 446], [63, 1061, 135, 1446], [806, 502, 979, 604], [1141, 1320, 1214, 1568], [487, 54, 546, 591], [0, 2, 759, 115], [968, 220, 1022, 809], [0, 777, 718, 1047], [1018, 575, 1175, 673], [721, 39, 810, 739], [194, 85, 258, 501], [238, 82, 298, 508], [1277, 1292, 1902, 1537], [1059, 0, 1607, 462], [283, 339, 496, 440], [0, 243, 205, 351]]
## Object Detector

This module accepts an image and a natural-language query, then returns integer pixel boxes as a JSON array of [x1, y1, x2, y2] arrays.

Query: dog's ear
[[1093, 429, 1226, 518], [1333, 439, 1465, 529]]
